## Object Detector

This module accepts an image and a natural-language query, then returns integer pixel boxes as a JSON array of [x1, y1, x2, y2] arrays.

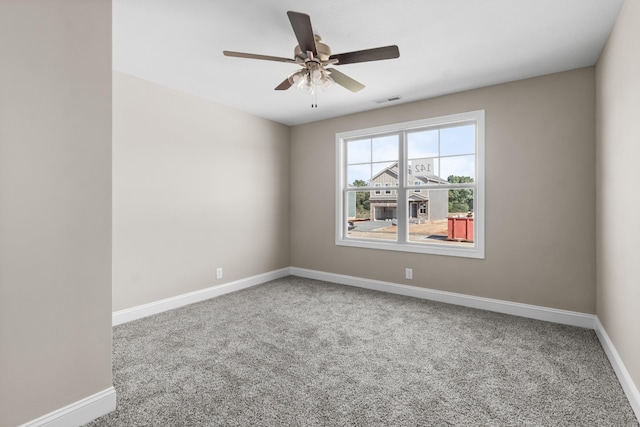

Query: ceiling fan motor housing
[[294, 35, 332, 61]]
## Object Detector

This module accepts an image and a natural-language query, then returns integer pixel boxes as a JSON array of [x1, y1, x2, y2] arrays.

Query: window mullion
[[396, 131, 408, 243]]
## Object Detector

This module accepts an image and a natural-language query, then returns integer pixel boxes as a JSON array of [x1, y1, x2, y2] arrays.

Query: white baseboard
[[113, 268, 291, 326], [290, 267, 596, 329], [19, 387, 116, 427], [594, 317, 640, 421]]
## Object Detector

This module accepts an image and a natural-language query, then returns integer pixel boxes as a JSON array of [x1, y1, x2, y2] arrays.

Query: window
[[336, 110, 484, 258]]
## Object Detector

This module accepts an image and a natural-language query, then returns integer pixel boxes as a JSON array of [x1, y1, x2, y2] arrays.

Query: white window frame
[[335, 110, 485, 259]]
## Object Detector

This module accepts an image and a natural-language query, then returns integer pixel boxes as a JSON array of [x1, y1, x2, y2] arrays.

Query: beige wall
[[0, 1, 113, 425], [291, 68, 596, 313], [596, 0, 640, 399], [112, 72, 290, 311]]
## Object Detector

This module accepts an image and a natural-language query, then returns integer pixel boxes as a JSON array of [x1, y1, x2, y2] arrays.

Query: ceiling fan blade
[[223, 50, 296, 63], [327, 68, 365, 92], [330, 45, 400, 65], [275, 78, 293, 91], [287, 11, 317, 56]]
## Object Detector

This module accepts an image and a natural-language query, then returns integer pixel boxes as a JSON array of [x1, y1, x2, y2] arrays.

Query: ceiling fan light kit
[[289, 62, 334, 92], [223, 11, 400, 107]]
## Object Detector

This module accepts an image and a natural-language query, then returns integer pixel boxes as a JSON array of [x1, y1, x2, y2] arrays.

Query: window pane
[[408, 158, 437, 178], [346, 191, 371, 220], [372, 161, 396, 179], [347, 138, 371, 164], [448, 188, 474, 215], [407, 189, 474, 247], [408, 130, 438, 158], [348, 164, 371, 186], [440, 155, 475, 180], [346, 191, 397, 241], [440, 125, 475, 156], [372, 135, 399, 162]]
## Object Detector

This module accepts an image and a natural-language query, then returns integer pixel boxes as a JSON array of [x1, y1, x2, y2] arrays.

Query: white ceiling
[[113, 0, 623, 126]]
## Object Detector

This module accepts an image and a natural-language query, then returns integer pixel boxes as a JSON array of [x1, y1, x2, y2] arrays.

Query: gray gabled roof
[[413, 175, 448, 185], [408, 193, 430, 201], [371, 162, 447, 184]]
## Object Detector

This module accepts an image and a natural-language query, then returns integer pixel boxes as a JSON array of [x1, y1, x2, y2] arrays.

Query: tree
[[447, 175, 474, 213], [352, 180, 370, 218]]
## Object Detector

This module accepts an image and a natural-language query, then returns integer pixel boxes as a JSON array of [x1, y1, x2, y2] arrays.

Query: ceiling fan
[[223, 11, 400, 106]]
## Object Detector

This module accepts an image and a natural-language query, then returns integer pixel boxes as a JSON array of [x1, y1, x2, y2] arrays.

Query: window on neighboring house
[[336, 110, 485, 258]]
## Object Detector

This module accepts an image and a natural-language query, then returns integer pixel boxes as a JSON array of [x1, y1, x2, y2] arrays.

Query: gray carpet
[[88, 276, 638, 426]]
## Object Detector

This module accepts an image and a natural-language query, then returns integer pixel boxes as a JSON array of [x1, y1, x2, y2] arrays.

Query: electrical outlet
[[216, 268, 223, 279], [405, 268, 413, 280]]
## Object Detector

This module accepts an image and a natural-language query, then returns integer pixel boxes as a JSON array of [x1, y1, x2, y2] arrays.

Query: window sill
[[336, 237, 485, 259]]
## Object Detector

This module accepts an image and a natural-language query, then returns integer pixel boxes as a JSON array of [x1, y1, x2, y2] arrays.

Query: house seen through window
[[336, 110, 485, 258]]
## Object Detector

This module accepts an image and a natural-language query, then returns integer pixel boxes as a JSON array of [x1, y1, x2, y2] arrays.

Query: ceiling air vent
[[374, 96, 401, 104]]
